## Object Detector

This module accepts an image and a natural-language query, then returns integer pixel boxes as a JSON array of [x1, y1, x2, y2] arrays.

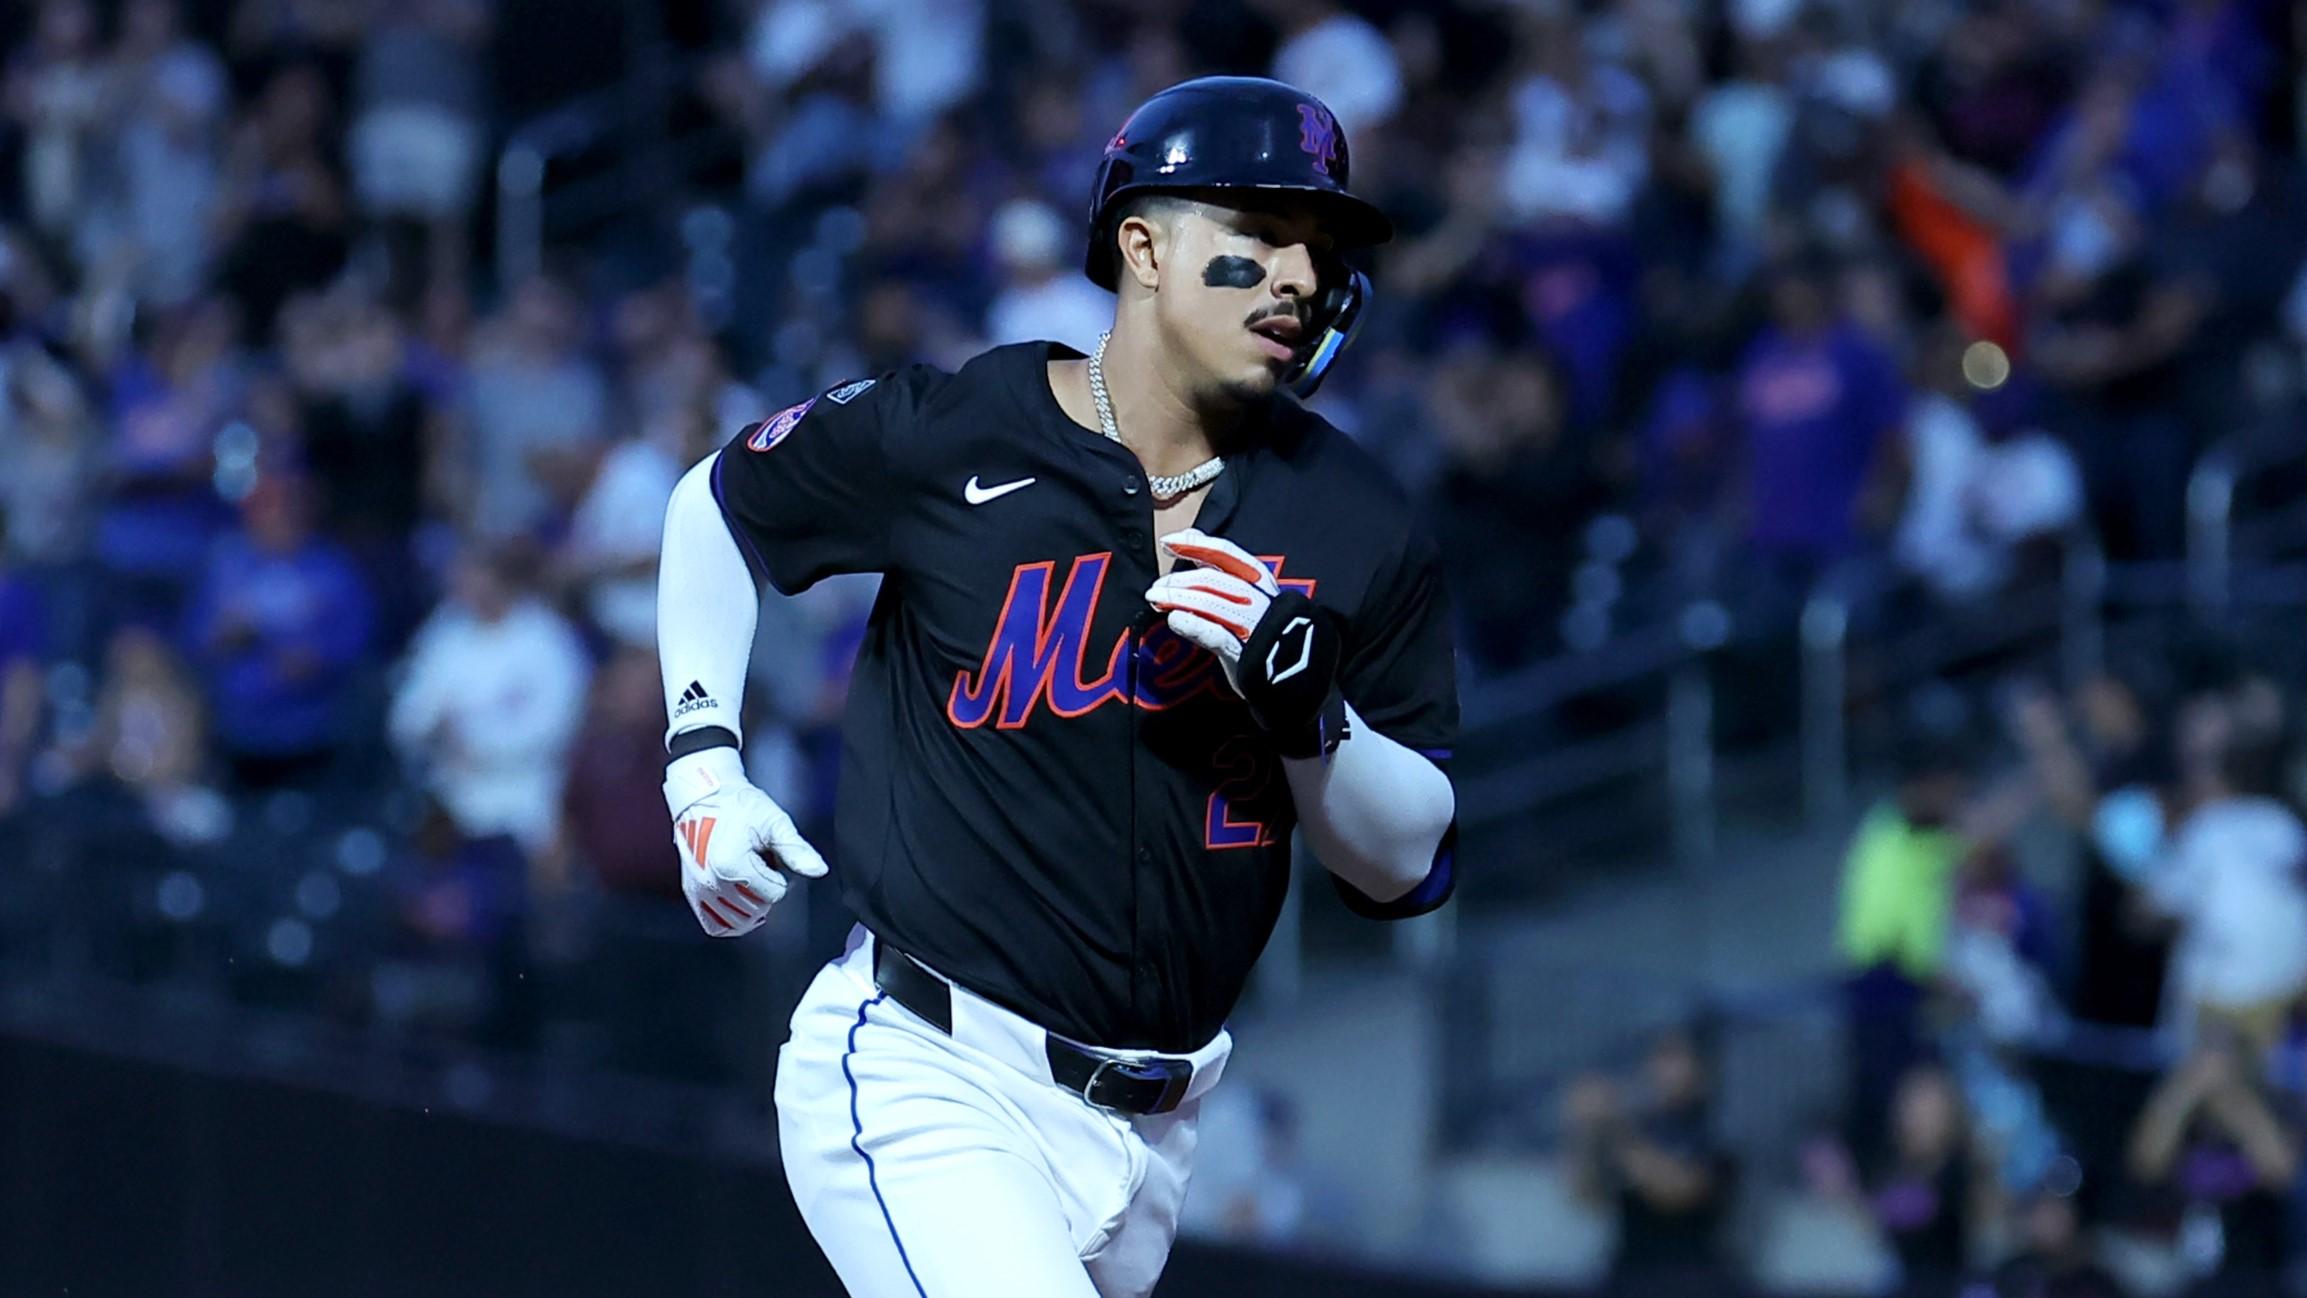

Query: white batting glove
[[1144, 528, 1280, 693], [663, 746, 829, 937], [1145, 529, 1347, 759]]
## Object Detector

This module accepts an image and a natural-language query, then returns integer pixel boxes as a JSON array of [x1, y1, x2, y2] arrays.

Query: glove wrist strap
[[1239, 590, 1346, 760], [668, 725, 740, 761], [664, 744, 748, 816]]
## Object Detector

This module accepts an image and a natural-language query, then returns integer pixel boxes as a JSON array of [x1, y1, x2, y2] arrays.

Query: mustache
[[1244, 304, 1309, 329]]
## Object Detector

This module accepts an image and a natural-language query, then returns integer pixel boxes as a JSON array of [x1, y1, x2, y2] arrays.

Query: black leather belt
[[871, 939, 1194, 1117]]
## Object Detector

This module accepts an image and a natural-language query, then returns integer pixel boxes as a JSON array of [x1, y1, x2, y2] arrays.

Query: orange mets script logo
[[946, 553, 1315, 730]]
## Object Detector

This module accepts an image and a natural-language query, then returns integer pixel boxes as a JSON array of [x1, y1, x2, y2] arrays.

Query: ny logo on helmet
[[1296, 103, 1339, 177]]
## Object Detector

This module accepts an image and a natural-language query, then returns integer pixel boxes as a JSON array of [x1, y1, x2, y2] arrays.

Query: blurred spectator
[[181, 472, 374, 787], [2008, 670, 2177, 1029], [849, 113, 1002, 347], [740, 0, 984, 133], [282, 288, 435, 593], [557, 645, 675, 900], [1012, 66, 1115, 201], [1944, 844, 2062, 1050], [1566, 1026, 1731, 1294], [1872, 1065, 1989, 1297], [347, 0, 490, 241], [1632, 364, 1726, 566], [1732, 252, 1907, 601], [61, 623, 229, 845], [387, 544, 588, 856], [212, 61, 350, 341], [2022, 60, 2215, 563], [1423, 341, 1601, 673], [1689, 28, 1794, 264], [1940, 829, 2074, 1199], [1267, 0, 1400, 137], [1838, 735, 1973, 1161], [1989, 1183, 2133, 1298], [6, 0, 110, 251], [2159, 131, 2307, 438], [1506, 221, 1642, 431], [721, 26, 890, 217], [1911, 1, 2073, 182], [1500, 9, 1650, 228], [461, 273, 609, 540], [0, 332, 100, 566], [555, 397, 703, 651], [609, 286, 759, 436], [1178, 1084, 1341, 1248], [281, 296, 423, 515], [1810, 1063, 1992, 1298], [862, 0, 986, 131], [108, 0, 232, 307], [394, 802, 527, 944], [0, 524, 45, 821], [981, 197, 1112, 356], [1772, 18, 1898, 240], [1893, 333, 2082, 602], [94, 296, 243, 619], [228, 0, 374, 70], [2125, 1032, 2300, 1298], [382, 799, 533, 1044], [2142, 691, 2307, 1053]]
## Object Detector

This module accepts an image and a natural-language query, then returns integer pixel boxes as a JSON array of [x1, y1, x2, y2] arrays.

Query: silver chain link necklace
[[1089, 331, 1225, 501]]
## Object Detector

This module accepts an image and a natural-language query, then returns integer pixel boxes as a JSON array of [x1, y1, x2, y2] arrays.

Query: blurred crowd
[[1547, 651, 2307, 1297], [4, 0, 2307, 1287]]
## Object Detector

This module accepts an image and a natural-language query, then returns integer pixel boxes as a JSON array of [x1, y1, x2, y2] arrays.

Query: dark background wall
[[0, 1035, 1522, 1298]]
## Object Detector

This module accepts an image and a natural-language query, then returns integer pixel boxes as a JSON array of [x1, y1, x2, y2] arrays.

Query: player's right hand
[[662, 746, 829, 937]]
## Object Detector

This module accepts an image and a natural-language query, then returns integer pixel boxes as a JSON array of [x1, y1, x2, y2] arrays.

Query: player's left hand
[[1146, 528, 1347, 758], [663, 746, 828, 937]]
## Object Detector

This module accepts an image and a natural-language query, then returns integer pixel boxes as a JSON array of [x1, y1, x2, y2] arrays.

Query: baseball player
[[654, 76, 1458, 1297]]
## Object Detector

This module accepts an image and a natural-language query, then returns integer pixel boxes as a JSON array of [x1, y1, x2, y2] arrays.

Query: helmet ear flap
[[1286, 268, 1370, 400]]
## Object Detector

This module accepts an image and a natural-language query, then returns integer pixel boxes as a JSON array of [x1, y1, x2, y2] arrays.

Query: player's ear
[[1114, 211, 1165, 292]]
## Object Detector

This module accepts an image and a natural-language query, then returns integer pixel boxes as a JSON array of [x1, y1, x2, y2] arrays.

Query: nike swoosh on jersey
[[964, 475, 1037, 505]]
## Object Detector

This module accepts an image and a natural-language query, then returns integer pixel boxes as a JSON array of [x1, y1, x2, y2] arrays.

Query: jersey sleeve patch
[[746, 395, 819, 452], [824, 377, 877, 405]]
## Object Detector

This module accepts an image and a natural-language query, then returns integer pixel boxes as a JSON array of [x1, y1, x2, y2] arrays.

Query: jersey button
[[1122, 476, 1141, 496]]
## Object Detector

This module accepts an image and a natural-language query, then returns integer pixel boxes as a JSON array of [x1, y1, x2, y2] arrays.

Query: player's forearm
[[1283, 701, 1454, 906], [657, 452, 760, 751]]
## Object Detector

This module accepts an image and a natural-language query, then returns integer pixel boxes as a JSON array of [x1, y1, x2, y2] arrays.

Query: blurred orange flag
[[1887, 159, 2020, 355]]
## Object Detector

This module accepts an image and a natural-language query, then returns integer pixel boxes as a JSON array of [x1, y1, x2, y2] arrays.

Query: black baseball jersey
[[713, 342, 1457, 1052]]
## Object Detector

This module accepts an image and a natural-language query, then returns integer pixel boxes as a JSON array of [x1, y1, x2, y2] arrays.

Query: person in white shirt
[[981, 198, 1113, 357], [2146, 693, 2307, 1053], [1269, 0, 1402, 136], [389, 546, 592, 854]]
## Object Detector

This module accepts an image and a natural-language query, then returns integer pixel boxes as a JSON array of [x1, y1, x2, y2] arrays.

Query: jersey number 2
[[1206, 737, 1278, 850]]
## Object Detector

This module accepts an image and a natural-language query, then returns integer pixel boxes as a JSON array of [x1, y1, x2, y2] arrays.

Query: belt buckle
[[1082, 1056, 1193, 1116]]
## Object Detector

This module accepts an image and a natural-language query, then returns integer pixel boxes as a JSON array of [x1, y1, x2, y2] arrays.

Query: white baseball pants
[[775, 928, 1232, 1298]]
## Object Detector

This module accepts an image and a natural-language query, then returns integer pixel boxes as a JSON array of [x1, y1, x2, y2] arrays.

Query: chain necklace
[[1089, 331, 1225, 502]]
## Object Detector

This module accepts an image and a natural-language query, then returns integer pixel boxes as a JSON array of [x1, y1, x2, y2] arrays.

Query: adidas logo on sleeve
[[673, 681, 716, 719]]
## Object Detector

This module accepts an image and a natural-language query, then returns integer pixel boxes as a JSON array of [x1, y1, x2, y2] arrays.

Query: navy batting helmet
[[1084, 76, 1392, 289], [1084, 77, 1392, 398]]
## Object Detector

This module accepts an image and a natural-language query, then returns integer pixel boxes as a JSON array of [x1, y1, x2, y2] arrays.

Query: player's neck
[[1078, 328, 1228, 478]]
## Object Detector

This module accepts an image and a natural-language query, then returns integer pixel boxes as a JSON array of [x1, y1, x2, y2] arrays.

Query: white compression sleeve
[[1281, 701, 1455, 904], [657, 452, 759, 749]]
